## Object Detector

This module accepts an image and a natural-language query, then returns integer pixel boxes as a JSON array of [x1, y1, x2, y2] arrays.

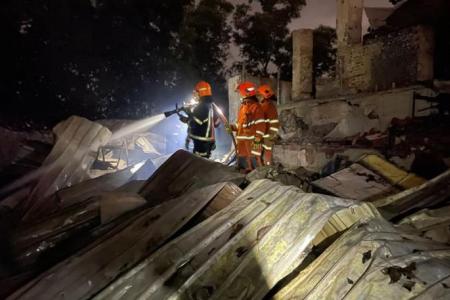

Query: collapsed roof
[[1, 116, 450, 299]]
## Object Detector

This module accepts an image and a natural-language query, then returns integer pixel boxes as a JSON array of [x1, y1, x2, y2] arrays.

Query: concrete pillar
[[417, 26, 435, 82], [292, 29, 314, 101], [336, 0, 363, 48], [336, 0, 363, 89]]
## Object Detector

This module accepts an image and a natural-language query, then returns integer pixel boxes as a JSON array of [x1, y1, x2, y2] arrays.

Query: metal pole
[[277, 68, 281, 105]]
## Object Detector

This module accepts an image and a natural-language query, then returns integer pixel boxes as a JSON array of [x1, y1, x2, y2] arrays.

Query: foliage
[[175, 0, 234, 97], [0, 0, 339, 125], [0, 0, 234, 124], [232, 0, 306, 80]]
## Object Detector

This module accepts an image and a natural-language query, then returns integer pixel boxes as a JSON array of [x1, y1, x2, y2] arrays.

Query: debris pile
[[275, 89, 450, 178], [1, 115, 450, 299]]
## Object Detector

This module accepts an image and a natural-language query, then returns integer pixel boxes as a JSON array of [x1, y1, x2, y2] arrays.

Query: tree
[[313, 25, 337, 78], [0, 0, 239, 123], [174, 0, 234, 96], [0, 0, 194, 123], [232, 0, 306, 80]]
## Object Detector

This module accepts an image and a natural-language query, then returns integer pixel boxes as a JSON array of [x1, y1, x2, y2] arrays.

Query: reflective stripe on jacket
[[260, 98, 279, 146], [188, 97, 218, 142]]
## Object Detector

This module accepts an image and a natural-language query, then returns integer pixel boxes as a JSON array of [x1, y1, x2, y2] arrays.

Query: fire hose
[[212, 103, 237, 152]]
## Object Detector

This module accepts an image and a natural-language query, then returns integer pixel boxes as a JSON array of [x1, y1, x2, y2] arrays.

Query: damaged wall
[[336, 0, 435, 94], [339, 25, 435, 94], [279, 86, 435, 139], [275, 86, 436, 172]]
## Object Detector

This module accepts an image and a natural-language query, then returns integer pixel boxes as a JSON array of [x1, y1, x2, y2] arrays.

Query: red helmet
[[257, 84, 274, 99], [195, 81, 212, 97], [236, 81, 257, 98]]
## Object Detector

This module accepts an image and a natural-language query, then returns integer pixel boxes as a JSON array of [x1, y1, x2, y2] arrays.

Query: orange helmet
[[236, 81, 257, 98], [195, 81, 212, 97], [257, 84, 274, 99]]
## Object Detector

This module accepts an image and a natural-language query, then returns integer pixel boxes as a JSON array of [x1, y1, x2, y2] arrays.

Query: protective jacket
[[261, 97, 279, 144], [233, 96, 265, 157], [188, 96, 219, 143], [260, 96, 279, 165]]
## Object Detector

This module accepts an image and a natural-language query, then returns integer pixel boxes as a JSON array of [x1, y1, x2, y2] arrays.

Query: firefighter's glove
[[267, 134, 277, 141], [252, 138, 262, 152]]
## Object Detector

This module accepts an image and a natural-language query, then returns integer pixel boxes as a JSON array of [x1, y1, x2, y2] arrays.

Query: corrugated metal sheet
[[139, 150, 246, 206], [8, 183, 229, 300], [10, 116, 112, 220], [275, 218, 450, 300], [54, 166, 135, 209], [375, 169, 450, 220], [94, 180, 380, 300], [398, 205, 450, 243]]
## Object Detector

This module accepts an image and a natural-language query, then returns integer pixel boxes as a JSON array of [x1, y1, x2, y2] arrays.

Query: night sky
[[291, 0, 393, 31], [229, 0, 394, 62]]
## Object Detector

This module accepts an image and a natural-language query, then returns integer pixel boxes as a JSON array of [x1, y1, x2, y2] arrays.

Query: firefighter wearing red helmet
[[226, 81, 265, 173], [257, 84, 279, 166], [179, 81, 220, 158]]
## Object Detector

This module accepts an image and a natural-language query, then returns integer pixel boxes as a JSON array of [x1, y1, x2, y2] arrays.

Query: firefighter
[[257, 84, 279, 166], [226, 81, 265, 173], [178, 81, 220, 158]]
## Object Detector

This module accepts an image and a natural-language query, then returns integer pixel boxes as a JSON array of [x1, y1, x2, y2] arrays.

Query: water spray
[[110, 114, 167, 141]]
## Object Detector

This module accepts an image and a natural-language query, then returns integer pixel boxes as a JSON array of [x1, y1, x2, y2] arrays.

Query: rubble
[[246, 164, 318, 192], [92, 180, 379, 300], [0, 114, 449, 299], [0, 127, 52, 187], [313, 162, 399, 201], [312, 154, 426, 202], [1, 0, 449, 298], [139, 150, 246, 206], [275, 218, 450, 299], [273, 142, 381, 173], [374, 169, 450, 220], [398, 205, 450, 244], [8, 183, 231, 300], [0, 116, 112, 220]]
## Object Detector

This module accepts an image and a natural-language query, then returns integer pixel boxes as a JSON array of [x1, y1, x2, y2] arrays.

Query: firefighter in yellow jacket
[[226, 81, 265, 173], [257, 84, 279, 165]]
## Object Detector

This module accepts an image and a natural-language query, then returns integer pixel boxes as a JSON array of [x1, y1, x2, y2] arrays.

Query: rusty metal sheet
[[313, 163, 399, 201], [94, 180, 379, 300], [139, 150, 246, 206], [202, 182, 242, 219], [275, 218, 450, 300]]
